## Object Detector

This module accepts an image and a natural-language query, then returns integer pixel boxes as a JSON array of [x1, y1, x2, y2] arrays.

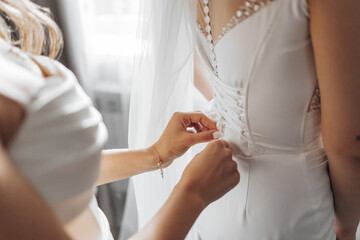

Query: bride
[[130, 0, 360, 239]]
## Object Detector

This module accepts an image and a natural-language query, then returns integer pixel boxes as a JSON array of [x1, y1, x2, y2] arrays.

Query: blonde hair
[[0, 0, 63, 59]]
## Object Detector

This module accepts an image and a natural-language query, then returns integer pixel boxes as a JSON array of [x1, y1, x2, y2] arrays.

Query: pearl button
[[236, 10, 243, 18], [204, 6, 209, 14], [205, 16, 210, 23], [205, 25, 211, 33]]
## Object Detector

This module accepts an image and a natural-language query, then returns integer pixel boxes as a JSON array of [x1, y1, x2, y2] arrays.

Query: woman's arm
[[131, 183, 205, 240], [0, 95, 71, 240], [130, 140, 240, 240], [309, 0, 360, 238], [194, 50, 213, 101], [97, 112, 219, 185], [97, 148, 158, 185]]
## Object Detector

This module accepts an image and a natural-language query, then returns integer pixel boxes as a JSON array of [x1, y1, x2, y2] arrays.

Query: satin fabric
[[129, 0, 198, 229], [192, 0, 335, 239], [0, 39, 112, 240]]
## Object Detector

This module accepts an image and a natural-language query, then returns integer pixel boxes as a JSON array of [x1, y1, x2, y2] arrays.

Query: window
[[72, 0, 140, 86], [79, 0, 140, 57]]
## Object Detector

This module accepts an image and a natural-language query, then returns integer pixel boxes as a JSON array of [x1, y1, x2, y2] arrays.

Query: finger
[[231, 170, 241, 185], [196, 122, 210, 132], [202, 126, 210, 132], [188, 122, 205, 133], [194, 122, 203, 133], [224, 160, 235, 173], [224, 149, 233, 159], [182, 112, 217, 130], [218, 139, 230, 148], [224, 169, 241, 187], [222, 174, 240, 194], [190, 130, 219, 144], [193, 123, 210, 132], [228, 160, 238, 173]]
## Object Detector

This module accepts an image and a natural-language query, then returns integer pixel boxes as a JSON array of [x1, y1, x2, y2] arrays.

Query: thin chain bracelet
[[153, 146, 164, 178]]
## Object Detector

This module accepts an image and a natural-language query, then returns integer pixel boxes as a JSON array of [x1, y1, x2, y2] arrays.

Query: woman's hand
[[131, 140, 239, 240], [151, 112, 220, 168], [177, 139, 240, 207], [99, 112, 219, 185]]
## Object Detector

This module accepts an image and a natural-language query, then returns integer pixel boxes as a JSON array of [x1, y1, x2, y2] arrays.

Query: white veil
[[129, 0, 197, 229]]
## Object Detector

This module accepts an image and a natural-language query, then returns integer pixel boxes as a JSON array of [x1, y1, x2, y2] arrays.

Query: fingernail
[[213, 131, 221, 139]]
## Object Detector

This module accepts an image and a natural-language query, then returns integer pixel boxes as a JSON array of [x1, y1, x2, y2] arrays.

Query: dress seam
[[244, 0, 287, 155], [301, 151, 325, 239], [299, 79, 317, 153]]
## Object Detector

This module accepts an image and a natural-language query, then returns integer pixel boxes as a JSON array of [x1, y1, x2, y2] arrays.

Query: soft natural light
[[78, 0, 140, 57]]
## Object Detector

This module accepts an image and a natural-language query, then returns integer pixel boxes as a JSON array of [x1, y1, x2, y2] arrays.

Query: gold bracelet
[[153, 146, 164, 179]]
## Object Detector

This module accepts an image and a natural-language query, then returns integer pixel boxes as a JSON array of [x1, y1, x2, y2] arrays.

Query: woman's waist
[[224, 127, 325, 158], [206, 101, 323, 157], [231, 145, 329, 192]]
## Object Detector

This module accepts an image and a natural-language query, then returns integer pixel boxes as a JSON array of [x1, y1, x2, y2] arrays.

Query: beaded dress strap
[[198, 0, 276, 76]]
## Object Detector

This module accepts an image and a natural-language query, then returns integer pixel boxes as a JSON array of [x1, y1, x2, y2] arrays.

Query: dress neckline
[[197, 0, 276, 48], [196, 0, 276, 76]]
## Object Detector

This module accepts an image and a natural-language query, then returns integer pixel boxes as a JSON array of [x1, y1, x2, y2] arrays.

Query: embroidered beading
[[308, 84, 321, 112], [215, 0, 275, 45], [198, 0, 276, 76]]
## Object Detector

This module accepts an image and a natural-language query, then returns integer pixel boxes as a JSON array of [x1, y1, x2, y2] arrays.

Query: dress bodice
[[196, 0, 321, 156], [191, 2, 334, 239]]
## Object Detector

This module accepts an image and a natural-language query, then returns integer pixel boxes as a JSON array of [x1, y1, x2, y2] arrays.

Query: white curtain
[[129, 0, 197, 230], [57, 0, 88, 89], [57, 2, 136, 239]]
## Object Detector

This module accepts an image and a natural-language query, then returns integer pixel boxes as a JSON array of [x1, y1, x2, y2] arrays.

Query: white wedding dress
[[129, 0, 335, 239], [190, 0, 335, 239]]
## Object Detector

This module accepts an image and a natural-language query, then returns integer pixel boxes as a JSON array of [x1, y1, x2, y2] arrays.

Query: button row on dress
[[201, 0, 219, 76]]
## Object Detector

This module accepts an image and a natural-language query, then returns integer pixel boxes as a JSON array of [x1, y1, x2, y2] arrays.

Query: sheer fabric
[[129, 0, 197, 229]]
